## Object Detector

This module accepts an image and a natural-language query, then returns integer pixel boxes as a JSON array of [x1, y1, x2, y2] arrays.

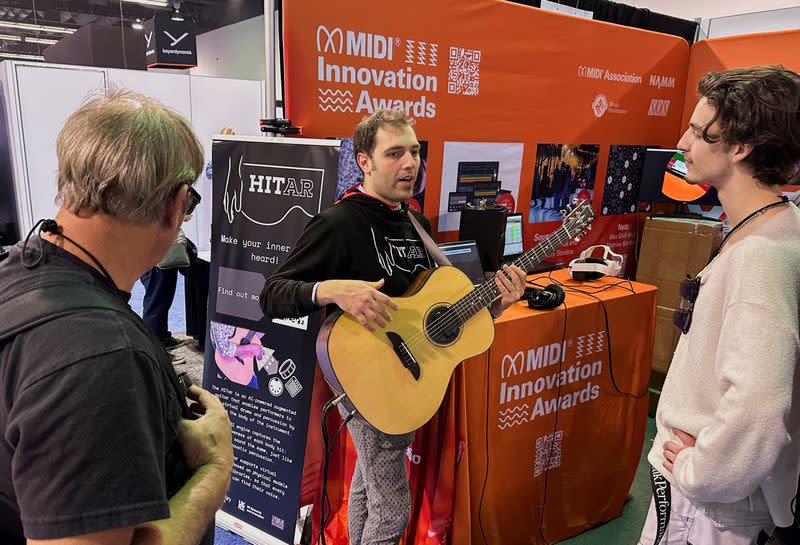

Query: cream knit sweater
[[649, 204, 800, 527]]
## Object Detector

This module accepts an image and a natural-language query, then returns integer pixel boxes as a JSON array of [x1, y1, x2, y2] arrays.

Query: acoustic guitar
[[316, 200, 595, 435]]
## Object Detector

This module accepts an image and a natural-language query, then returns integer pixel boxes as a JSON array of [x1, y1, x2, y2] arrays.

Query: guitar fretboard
[[447, 224, 575, 325]]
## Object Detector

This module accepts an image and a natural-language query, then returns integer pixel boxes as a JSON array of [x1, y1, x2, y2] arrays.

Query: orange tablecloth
[[304, 270, 657, 545]]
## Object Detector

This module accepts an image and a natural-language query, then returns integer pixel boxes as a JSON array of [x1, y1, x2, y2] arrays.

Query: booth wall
[[682, 29, 800, 129], [192, 15, 267, 82], [283, 0, 689, 271], [0, 61, 264, 251]]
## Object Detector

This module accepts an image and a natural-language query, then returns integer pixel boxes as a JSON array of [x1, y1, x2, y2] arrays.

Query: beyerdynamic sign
[[143, 16, 197, 68]]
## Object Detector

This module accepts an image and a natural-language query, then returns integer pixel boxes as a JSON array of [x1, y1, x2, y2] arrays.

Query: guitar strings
[[397, 224, 578, 354], [398, 224, 575, 354]]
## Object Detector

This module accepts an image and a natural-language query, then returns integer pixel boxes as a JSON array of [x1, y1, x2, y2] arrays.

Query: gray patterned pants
[[339, 405, 415, 545]]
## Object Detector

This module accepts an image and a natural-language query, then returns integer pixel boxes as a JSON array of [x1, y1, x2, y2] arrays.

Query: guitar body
[[315, 199, 596, 435], [316, 266, 495, 435]]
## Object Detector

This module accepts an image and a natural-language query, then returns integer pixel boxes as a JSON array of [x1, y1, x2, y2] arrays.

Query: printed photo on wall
[[529, 143, 599, 224], [209, 320, 302, 398], [336, 138, 429, 213], [437, 141, 524, 232], [600, 144, 655, 215]]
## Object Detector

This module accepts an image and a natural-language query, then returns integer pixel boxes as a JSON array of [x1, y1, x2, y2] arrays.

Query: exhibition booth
[[1, 1, 799, 545]]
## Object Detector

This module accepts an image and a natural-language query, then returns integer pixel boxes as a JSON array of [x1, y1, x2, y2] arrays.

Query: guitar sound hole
[[425, 305, 461, 346]]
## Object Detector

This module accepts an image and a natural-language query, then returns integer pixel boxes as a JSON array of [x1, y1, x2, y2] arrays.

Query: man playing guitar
[[260, 109, 525, 545]]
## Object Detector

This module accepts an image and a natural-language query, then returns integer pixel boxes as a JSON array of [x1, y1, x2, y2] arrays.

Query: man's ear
[[731, 142, 753, 164], [164, 184, 188, 230], [356, 151, 371, 176]]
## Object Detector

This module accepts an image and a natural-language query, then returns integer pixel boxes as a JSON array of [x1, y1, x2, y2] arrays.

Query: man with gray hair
[[0, 89, 233, 545]]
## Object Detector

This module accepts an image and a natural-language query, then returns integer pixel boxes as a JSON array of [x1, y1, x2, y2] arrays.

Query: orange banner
[[683, 29, 800, 129], [283, 0, 689, 269]]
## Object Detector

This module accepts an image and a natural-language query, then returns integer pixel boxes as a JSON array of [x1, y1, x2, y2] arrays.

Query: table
[[303, 270, 657, 545]]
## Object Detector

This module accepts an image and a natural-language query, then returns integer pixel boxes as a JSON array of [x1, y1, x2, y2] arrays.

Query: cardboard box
[[636, 217, 722, 309], [652, 306, 682, 374], [636, 216, 722, 379]]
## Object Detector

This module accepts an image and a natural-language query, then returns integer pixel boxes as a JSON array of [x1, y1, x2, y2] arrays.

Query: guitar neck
[[449, 225, 575, 323]]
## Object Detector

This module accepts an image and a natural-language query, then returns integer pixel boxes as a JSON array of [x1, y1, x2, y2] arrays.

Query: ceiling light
[[123, 0, 169, 7], [0, 21, 76, 34], [0, 52, 44, 61], [171, 8, 184, 22], [0, 34, 22, 42], [132, 19, 143, 31], [26, 37, 58, 45]]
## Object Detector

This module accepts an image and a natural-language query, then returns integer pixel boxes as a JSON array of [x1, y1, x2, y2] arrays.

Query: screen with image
[[639, 148, 720, 206], [438, 240, 485, 285], [503, 213, 524, 258]]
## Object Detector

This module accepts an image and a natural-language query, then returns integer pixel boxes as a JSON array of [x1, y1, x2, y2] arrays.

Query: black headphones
[[524, 284, 565, 310]]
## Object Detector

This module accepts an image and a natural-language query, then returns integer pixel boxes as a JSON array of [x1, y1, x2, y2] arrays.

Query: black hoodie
[[259, 190, 433, 318]]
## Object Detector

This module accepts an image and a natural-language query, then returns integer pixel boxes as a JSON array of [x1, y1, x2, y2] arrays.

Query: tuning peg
[[559, 209, 566, 216], [587, 225, 592, 231]]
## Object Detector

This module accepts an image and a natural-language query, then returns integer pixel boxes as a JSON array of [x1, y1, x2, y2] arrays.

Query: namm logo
[[316, 25, 395, 60], [649, 74, 676, 90], [648, 99, 670, 117]]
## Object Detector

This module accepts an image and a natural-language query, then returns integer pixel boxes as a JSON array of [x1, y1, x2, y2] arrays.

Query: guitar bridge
[[385, 331, 420, 381]]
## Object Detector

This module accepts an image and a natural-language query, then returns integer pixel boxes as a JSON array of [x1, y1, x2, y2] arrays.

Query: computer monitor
[[503, 213, 524, 259], [639, 148, 720, 206], [438, 240, 485, 286]]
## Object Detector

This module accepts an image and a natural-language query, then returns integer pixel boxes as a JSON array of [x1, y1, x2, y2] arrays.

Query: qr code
[[448, 47, 481, 95], [534, 430, 563, 477]]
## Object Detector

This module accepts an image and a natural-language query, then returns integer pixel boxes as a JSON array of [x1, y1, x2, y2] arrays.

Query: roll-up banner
[[204, 136, 339, 544]]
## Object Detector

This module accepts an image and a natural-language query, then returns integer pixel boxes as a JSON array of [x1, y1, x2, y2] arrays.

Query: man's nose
[[676, 130, 690, 151]]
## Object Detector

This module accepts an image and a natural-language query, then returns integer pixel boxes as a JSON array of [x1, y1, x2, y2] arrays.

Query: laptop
[[438, 240, 485, 287]]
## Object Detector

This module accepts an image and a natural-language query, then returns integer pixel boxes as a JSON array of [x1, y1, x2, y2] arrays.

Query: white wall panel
[[15, 64, 105, 230], [189, 75, 264, 252]]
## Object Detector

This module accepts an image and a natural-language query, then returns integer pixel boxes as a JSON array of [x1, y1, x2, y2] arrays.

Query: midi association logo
[[222, 154, 325, 226], [313, 23, 481, 119]]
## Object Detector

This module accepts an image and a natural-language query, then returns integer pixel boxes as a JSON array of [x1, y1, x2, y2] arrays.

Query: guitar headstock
[[560, 199, 595, 239]]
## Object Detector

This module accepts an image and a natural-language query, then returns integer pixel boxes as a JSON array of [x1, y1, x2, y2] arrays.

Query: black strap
[[650, 466, 671, 545]]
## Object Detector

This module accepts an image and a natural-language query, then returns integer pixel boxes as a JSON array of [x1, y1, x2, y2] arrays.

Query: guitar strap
[[406, 210, 451, 267]]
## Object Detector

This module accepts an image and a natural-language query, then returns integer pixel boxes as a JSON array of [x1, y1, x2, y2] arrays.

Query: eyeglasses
[[183, 184, 201, 215], [672, 275, 701, 334]]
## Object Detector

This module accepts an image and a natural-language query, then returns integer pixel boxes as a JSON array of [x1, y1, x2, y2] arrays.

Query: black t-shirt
[[260, 192, 433, 318], [0, 238, 196, 542]]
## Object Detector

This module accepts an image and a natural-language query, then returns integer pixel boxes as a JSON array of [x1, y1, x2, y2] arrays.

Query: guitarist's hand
[[490, 264, 526, 315], [316, 279, 398, 332]]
